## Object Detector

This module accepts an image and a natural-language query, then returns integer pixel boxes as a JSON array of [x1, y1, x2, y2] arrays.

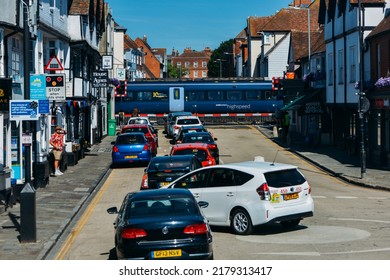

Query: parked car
[[169, 125, 208, 145], [164, 111, 192, 136], [181, 132, 219, 164], [107, 188, 213, 260], [171, 115, 202, 138], [140, 155, 202, 190], [170, 143, 216, 167], [164, 160, 314, 235], [120, 124, 158, 156], [111, 133, 152, 167]]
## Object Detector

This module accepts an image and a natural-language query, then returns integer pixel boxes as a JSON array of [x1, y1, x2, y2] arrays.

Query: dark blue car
[[107, 188, 213, 260], [111, 132, 152, 167]]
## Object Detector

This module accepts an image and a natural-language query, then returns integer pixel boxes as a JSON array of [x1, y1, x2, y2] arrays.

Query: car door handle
[[227, 192, 234, 197]]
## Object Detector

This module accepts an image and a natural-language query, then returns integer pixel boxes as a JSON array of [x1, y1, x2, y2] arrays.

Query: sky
[[107, 0, 294, 53]]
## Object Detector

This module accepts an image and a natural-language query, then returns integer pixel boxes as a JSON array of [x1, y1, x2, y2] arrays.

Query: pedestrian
[[132, 107, 140, 117], [118, 110, 125, 125], [50, 126, 66, 176]]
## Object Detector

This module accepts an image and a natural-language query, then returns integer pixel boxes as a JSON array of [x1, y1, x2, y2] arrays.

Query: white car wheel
[[231, 209, 253, 235]]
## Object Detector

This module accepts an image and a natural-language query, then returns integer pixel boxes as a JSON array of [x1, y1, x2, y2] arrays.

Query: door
[[169, 87, 184, 112]]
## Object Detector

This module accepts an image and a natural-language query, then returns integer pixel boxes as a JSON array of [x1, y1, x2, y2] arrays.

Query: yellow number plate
[[284, 193, 299, 201], [125, 155, 137, 159], [153, 249, 182, 259]]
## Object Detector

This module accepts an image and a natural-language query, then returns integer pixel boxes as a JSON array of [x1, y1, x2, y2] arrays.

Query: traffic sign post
[[46, 74, 66, 101]]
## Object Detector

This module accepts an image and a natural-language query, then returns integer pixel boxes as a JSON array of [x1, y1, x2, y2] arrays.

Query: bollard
[[20, 183, 36, 243]]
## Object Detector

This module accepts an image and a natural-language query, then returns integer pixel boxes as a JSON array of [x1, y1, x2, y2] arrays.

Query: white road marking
[[329, 217, 390, 224], [335, 196, 358, 199]]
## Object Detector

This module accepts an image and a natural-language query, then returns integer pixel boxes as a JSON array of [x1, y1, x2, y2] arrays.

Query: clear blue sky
[[107, 0, 294, 53]]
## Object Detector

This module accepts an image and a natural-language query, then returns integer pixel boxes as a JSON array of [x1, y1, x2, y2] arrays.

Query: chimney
[[291, 0, 312, 7], [143, 35, 147, 42]]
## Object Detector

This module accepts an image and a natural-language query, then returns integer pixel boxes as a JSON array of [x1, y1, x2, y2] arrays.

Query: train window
[[246, 91, 262, 100], [264, 90, 272, 100], [173, 88, 180, 100], [186, 91, 205, 101], [124, 92, 134, 101], [226, 91, 242, 101], [207, 91, 223, 100]]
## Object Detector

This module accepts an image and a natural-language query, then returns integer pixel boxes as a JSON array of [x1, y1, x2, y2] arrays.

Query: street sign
[[102, 55, 113, 70], [116, 68, 125, 81], [46, 74, 66, 101], [10, 100, 39, 120], [92, 71, 108, 88], [30, 75, 47, 100], [38, 100, 50, 114], [44, 55, 64, 71]]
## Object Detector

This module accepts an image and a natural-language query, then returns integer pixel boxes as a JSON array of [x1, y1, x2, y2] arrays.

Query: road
[[50, 126, 390, 260]]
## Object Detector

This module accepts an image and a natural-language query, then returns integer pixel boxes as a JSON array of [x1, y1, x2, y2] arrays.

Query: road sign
[[10, 100, 39, 120], [30, 75, 47, 100], [116, 68, 125, 81], [92, 71, 108, 88], [44, 55, 64, 71], [46, 74, 66, 101]]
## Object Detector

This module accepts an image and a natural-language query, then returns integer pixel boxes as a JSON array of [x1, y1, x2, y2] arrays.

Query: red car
[[120, 124, 158, 156], [170, 143, 216, 167]]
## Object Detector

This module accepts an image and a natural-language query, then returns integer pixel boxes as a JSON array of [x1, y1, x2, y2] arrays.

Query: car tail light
[[208, 144, 217, 149], [308, 183, 311, 194], [183, 223, 208, 235], [143, 144, 149, 151], [112, 145, 119, 153], [121, 228, 147, 239], [257, 183, 271, 201], [140, 173, 149, 189]]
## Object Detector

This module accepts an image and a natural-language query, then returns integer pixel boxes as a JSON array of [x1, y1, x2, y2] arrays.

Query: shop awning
[[281, 89, 325, 115]]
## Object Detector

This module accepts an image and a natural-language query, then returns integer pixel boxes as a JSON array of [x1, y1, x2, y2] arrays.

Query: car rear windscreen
[[264, 169, 306, 188]]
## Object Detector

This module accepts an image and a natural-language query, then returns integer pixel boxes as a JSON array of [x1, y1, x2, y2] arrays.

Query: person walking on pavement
[[50, 126, 66, 176]]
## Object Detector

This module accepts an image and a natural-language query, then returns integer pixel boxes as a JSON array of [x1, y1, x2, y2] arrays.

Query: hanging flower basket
[[374, 77, 390, 88]]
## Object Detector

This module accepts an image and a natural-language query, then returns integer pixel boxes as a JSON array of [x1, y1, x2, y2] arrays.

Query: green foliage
[[208, 39, 235, 78], [168, 62, 189, 78]]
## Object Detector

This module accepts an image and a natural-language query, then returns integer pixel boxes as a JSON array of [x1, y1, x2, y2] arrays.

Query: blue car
[[111, 132, 152, 167]]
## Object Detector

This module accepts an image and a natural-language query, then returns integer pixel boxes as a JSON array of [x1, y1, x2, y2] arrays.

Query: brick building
[[170, 47, 212, 79]]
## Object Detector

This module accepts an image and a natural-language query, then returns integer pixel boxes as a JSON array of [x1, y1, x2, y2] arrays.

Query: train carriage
[[115, 78, 284, 122]]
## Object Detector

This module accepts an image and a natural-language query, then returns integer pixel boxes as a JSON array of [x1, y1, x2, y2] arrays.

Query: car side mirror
[[111, 141, 115, 145], [107, 207, 118, 214], [198, 201, 209, 208], [214, 137, 218, 141]]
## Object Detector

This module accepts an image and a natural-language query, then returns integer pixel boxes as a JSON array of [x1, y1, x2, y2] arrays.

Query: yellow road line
[[55, 175, 113, 260]]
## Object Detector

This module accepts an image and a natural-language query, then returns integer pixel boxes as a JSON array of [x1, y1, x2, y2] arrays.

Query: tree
[[167, 62, 189, 78], [208, 39, 235, 78]]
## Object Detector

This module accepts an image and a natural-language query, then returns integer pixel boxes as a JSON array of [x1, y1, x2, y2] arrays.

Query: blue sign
[[38, 100, 50, 114], [10, 100, 39, 120], [30, 75, 47, 100]]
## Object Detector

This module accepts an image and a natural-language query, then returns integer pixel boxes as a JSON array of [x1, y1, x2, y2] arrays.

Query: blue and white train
[[115, 78, 284, 117]]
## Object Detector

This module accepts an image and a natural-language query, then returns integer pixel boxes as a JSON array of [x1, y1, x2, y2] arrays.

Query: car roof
[[223, 161, 298, 172], [122, 124, 150, 128], [118, 132, 146, 137], [173, 143, 209, 149], [150, 154, 197, 163], [176, 115, 199, 120], [130, 188, 193, 199]]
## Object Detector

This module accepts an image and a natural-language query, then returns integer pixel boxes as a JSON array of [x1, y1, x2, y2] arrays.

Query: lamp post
[[214, 59, 226, 78], [358, 0, 366, 178]]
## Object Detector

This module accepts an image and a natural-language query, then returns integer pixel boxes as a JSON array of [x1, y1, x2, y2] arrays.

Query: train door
[[169, 87, 184, 112]]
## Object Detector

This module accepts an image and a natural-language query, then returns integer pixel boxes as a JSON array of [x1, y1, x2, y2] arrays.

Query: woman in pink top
[[50, 126, 66, 176]]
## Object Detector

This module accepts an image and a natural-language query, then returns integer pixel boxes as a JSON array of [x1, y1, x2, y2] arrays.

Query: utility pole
[[358, 0, 366, 178], [23, 1, 31, 184]]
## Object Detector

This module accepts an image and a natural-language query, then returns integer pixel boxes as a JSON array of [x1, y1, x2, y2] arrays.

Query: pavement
[[0, 124, 389, 260]]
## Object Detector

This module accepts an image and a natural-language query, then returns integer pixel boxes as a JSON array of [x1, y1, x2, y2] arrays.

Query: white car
[[127, 116, 152, 126], [165, 160, 314, 235], [172, 115, 202, 137]]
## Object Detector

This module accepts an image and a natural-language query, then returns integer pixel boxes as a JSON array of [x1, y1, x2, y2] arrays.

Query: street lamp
[[214, 59, 226, 78]]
